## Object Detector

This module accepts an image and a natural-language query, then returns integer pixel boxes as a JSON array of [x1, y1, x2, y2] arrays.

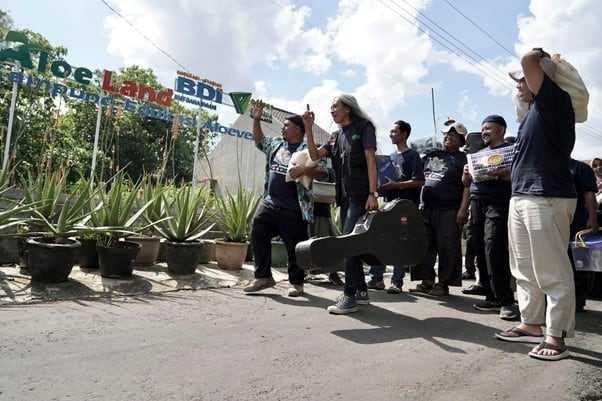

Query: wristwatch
[[369, 191, 379, 197]]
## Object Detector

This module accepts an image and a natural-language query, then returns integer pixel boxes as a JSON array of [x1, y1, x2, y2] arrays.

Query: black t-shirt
[[313, 202, 332, 218], [421, 150, 467, 210], [570, 159, 598, 236], [385, 148, 424, 205], [265, 141, 302, 212], [511, 74, 576, 198], [322, 119, 377, 203]]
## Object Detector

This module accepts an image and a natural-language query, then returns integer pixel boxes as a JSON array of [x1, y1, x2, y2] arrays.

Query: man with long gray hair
[[303, 94, 379, 314]]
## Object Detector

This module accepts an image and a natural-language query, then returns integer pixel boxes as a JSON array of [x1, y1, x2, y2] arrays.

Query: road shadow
[[271, 285, 602, 368], [575, 309, 602, 335]]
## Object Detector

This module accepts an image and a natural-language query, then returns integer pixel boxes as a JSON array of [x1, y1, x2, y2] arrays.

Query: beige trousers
[[508, 195, 577, 338]]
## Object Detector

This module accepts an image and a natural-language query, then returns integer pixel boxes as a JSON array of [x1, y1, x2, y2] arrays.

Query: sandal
[[528, 341, 570, 361], [495, 327, 544, 343]]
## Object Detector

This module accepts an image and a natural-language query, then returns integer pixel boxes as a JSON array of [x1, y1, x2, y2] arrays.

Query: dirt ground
[[0, 265, 601, 401]]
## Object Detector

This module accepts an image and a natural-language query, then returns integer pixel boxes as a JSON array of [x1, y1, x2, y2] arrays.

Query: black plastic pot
[[26, 237, 81, 283], [163, 239, 204, 275], [97, 241, 141, 278], [16, 235, 29, 269], [77, 238, 99, 269]]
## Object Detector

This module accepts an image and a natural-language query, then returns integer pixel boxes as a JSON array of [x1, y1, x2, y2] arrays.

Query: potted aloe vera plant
[[88, 172, 156, 278], [0, 166, 35, 265], [148, 184, 215, 275], [128, 175, 166, 266], [19, 171, 102, 283], [214, 187, 261, 270]]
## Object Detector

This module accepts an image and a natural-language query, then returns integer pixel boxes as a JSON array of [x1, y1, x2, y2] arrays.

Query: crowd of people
[[242, 49, 601, 362]]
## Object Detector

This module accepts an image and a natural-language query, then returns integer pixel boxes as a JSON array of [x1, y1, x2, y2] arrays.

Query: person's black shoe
[[367, 278, 385, 290], [461, 284, 486, 295], [473, 300, 501, 311], [462, 271, 476, 280], [328, 272, 344, 286]]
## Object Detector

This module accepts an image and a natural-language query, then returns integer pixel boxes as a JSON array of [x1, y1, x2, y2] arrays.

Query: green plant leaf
[[215, 187, 260, 242], [152, 184, 215, 242]]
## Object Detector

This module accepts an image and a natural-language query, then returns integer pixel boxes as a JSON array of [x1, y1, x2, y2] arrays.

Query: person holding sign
[[367, 120, 425, 294], [462, 115, 518, 320]]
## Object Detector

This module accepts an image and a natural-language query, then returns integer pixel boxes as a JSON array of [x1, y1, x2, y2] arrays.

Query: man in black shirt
[[409, 122, 470, 296], [462, 115, 517, 320]]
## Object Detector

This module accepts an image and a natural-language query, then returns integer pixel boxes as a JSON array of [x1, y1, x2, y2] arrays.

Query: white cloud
[[434, 0, 602, 158], [457, 91, 479, 124], [105, 0, 304, 91], [514, 0, 602, 159], [272, 5, 332, 75], [302, 79, 341, 133], [254, 81, 268, 98], [100, 0, 602, 159], [339, 69, 357, 77], [325, 0, 433, 140], [103, 0, 436, 142]]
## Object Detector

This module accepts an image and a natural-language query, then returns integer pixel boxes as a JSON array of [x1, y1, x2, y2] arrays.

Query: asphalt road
[[1, 278, 601, 401]]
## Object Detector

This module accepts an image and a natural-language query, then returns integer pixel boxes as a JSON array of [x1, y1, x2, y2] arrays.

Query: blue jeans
[[340, 197, 368, 297], [368, 265, 406, 285]]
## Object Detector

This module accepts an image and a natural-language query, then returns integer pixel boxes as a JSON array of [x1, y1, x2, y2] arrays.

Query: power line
[[100, 0, 601, 137], [440, 0, 602, 131], [99, 0, 190, 72], [97, 0, 236, 111], [578, 122, 602, 141], [379, 0, 513, 90], [384, 0, 601, 135], [271, 0, 517, 97], [443, 0, 516, 57], [394, 0, 513, 84]]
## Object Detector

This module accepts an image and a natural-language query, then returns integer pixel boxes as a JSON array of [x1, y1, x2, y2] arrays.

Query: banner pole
[[2, 79, 19, 170], [191, 106, 202, 190], [89, 92, 103, 188]]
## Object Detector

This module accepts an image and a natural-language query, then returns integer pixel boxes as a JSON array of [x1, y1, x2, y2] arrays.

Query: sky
[[2, 0, 602, 160]]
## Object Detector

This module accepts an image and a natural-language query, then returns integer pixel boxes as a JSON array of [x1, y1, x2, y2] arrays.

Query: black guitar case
[[295, 199, 427, 271]]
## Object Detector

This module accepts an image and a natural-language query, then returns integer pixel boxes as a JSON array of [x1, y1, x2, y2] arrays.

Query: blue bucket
[[570, 230, 602, 272]]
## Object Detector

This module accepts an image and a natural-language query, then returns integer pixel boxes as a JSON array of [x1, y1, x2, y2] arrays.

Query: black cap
[[287, 115, 305, 133]]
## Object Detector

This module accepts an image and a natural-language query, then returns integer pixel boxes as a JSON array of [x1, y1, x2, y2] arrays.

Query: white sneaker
[[287, 284, 304, 297]]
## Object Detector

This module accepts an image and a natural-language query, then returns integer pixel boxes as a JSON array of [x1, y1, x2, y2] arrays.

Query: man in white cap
[[495, 48, 577, 361], [409, 122, 470, 296]]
